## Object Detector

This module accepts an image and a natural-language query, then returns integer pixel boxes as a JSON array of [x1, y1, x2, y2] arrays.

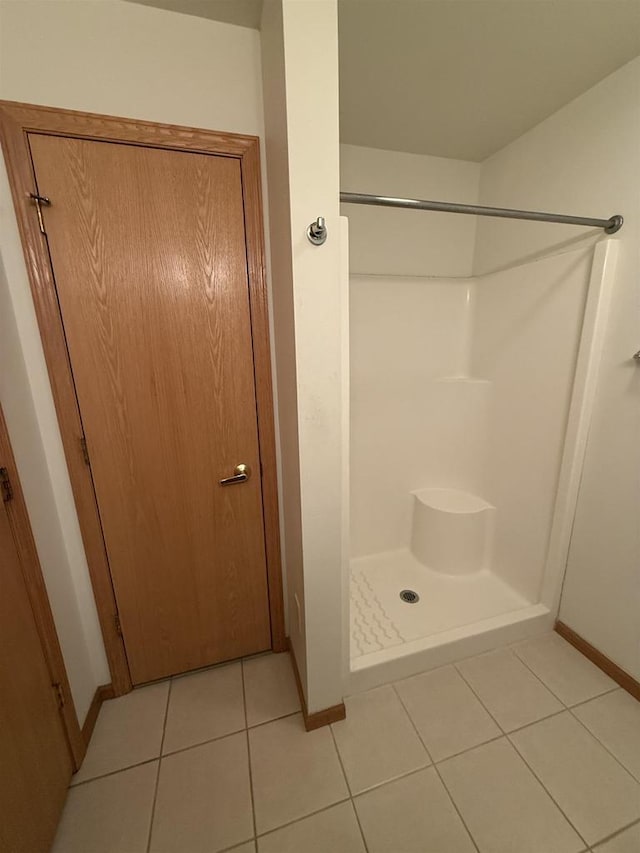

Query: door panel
[[0, 499, 72, 852], [29, 134, 272, 683]]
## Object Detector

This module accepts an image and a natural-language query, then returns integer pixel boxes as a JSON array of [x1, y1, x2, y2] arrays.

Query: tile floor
[[52, 633, 640, 853]]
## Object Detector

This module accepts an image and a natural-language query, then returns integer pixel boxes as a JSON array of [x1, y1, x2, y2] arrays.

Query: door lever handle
[[219, 463, 251, 486]]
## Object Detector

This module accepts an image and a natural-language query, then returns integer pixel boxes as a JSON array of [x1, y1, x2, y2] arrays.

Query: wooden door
[[29, 134, 272, 684], [0, 470, 72, 852]]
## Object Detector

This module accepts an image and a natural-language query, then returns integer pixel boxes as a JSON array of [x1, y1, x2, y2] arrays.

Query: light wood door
[[0, 486, 72, 852], [29, 134, 272, 684]]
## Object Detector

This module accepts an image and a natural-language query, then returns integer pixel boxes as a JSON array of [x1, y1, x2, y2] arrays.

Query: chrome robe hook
[[307, 216, 327, 245]]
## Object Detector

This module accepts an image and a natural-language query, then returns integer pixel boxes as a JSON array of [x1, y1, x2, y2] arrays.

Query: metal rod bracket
[[605, 215, 624, 235]]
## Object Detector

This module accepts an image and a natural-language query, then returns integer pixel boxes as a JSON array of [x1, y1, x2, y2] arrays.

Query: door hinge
[[114, 613, 123, 638], [52, 681, 65, 710], [80, 436, 91, 466], [0, 467, 13, 502], [29, 192, 51, 235]]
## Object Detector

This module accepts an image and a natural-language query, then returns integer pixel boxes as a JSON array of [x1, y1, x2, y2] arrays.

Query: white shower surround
[[346, 239, 618, 692]]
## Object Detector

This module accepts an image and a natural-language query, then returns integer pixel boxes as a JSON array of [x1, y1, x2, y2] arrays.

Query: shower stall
[[342, 192, 620, 691]]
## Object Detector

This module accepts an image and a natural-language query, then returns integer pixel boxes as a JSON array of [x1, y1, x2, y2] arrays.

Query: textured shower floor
[[350, 549, 531, 665]]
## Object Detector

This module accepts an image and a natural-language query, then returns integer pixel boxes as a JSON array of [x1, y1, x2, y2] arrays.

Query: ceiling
[[128, 0, 640, 162], [127, 0, 263, 29], [339, 0, 640, 161]]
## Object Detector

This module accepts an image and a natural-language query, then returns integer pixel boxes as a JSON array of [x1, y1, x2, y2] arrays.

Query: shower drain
[[399, 589, 420, 604]]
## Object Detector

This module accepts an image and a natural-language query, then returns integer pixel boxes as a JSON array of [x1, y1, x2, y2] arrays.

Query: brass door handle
[[219, 463, 251, 486]]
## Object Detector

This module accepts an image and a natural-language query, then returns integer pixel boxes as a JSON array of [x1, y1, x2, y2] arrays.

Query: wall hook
[[307, 216, 327, 246]]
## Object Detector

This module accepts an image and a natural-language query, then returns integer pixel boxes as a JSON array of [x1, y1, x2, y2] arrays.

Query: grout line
[[245, 729, 258, 846], [510, 639, 621, 710], [241, 660, 259, 844], [567, 686, 621, 707], [74, 643, 635, 852], [509, 641, 599, 709], [158, 710, 302, 757], [254, 650, 634, 845], [346, 799, 370, 853], [509, 644, 573, 707], [432, 733, 505, 765], [146, 678, 172, 853], [505, 647, 639, 781], [73, 712, 305, 788], [255, 797, 352, 842], [508, 646, 624, 727], [589, 817, 640, 850], [327, 725, 370, 853], [246, 710, 301, 731], [241, 659, 249, 729], [448, 652, 575, 739], [430, 763, 481, 853], [568, 686, 623, 711], [328, 723, 354, 798], [352, 762, 440, 798], [219, 840, 257, 853], [448, 653, 589, 846], [387, 683, 434, 766], [501, 707, 567, 737], [70, 756, 160, 788], [72, 717, 305, 790], [391, 682, 481, 853], [567, 705, 640, 783], [452, 660, 508, 734], [161, 725, 248, 759], [506, 730, 589, 848]]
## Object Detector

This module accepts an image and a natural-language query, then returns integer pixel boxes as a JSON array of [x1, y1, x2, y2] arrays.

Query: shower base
[[349, 549, 552, 692]]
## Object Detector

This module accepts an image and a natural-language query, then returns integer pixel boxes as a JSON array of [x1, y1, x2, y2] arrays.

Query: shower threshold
[[349, 549, 552, 692]]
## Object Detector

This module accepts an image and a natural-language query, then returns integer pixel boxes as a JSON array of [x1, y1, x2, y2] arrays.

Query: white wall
[[260, 0, 305, 684], [474, 57, 640, 679], [280, 0, 343, 713], [471, 247, 593, 602], [350, 275, 489, 557], [261, 0, 344, 713], [344, 144, 486, 560], [0, 252, 106, 723], [349, 243, 594, 605], [0, 0, 270, 720], [340, 144, 480, 277]]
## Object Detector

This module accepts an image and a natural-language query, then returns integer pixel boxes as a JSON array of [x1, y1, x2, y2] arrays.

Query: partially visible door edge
[[0, 404, 85, 769], [0, 100, 286, 695]]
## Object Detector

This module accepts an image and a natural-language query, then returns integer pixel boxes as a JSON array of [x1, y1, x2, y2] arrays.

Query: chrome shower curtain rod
[[340, 192, 623, 234]]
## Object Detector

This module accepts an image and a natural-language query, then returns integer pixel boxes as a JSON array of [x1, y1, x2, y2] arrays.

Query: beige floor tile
[[511, 711, 640, 845], [457, 647, 563, 731], [394, 665, 501, 761], [52, 762, 157, 853], [73, 681, 169, 783], [163, 661, 245, 754], [354, 767, 476, 853], [573, 690, 640, 781], [258, 801, 366, 853], [249, 713, 349, 834], [227, 843, 256, 853], [439, 737, 584, 853], [150, 732, 253, 853], [332, 685, 430, 793], [593, 822, 640, 853], [243, 652, 300, 727], [513, 633, 617, 706]]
